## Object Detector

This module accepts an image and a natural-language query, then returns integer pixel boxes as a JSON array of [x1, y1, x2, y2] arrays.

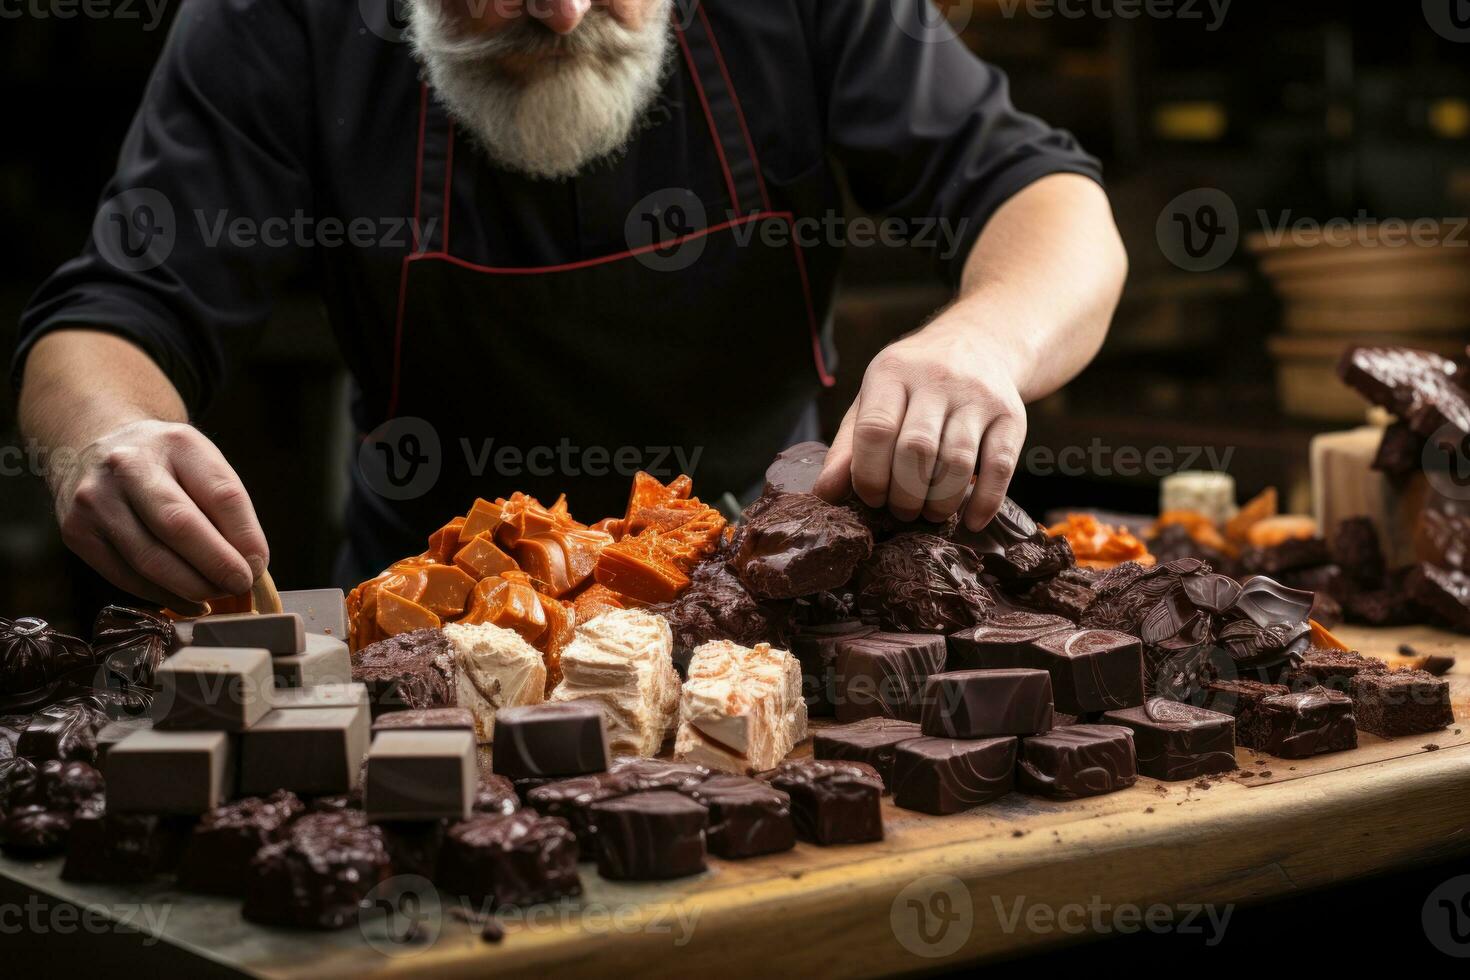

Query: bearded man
[[13, 0, 1125, 610]]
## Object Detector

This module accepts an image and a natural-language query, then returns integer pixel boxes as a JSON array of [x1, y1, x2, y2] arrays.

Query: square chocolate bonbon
[[437, 810, 581, 906], [590, 790, 709, 880], [491, 702, 610, 779], [1017, 724, 1137, 799], [1238, 687, 1357, 758], [680, 775, 795, 859], [238, 705, 370, 796], [192, 613, 305, 655], [1101, 699, 1237, 781], [154, 647, 273, 731], [104, 729, 234, 814], [832, 632, 946, 723], [761, 759, 883, 845], [890, 736, 1017, 815], [920, 669, 1054, 738], [812, 717, 922, 791], [366, 730, 477, 821]]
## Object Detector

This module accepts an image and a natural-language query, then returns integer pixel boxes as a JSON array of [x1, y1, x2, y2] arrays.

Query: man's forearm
[[940, 172, 1128, 403]]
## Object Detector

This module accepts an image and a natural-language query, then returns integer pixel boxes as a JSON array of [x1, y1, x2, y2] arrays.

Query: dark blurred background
[[3, 0, 1470, 633]]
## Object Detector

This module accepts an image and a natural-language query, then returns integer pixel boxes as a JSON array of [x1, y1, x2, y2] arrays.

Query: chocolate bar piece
[[1283, 650, 1386, 694], [154, 647, 273, 731], [811, 717, 922, 791], [366, 730, 477, 821], [1101, 699, 1237, 781], [193, 613, 305, 655], [890, 736, 1017, 815], [61, 798, 163, 883], [1337, 345, 1470, 444], [279, 588, 348, 640], [761, 759, 884, 845], [94, 717, 153, 766], [590, 790, 708, 880], [351, 627, 455, 718], [437, 810, 580, 906], [1239, 687, 1357, 758], [1404, 563, 1470, 633], [945, 612, 1073, 671], [790, 620, 877, 715], [1017, 725, 1137, 799], [491, 702, 610, 780], [833, 631, 946, 723], [472, 774, 521, 816], [1201, 679, 1291, 733], [1349, 669, 1454, 737], [238, 705, 370, 796], [920, 669, 1054, 738], [272, 634, 352, 688], [372, 707, 475, 733], [680, 775, 795, 859], [242, 811, 391, 930], [734, 492, 874, 600], [526, 759, 709, 837], [103, 729, 234, 813], [267, 682, 371, 712], [177, 791, 305, 895], [1028, 629, 1145, 715]]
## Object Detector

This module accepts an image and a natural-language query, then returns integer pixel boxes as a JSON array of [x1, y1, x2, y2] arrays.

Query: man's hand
[[813, 317, 1026, 532], [19, 329, 269, 614]]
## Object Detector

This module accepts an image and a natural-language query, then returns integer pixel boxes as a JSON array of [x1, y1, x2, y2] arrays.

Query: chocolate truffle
[[438, 810, 581, 907], [61, 798, 163, 883], [812, 717, 922, 790], [178, 791, 306, 895], [920, 669, 1054, 738], [680, 775, 795, 859], [734, 493, 874, 601], [890, 736, 1018, 815], [0, 616, 94, 698], [472, 775, 521, 816], [762, 759, 884, 845], [1239, 687, 1357, 758], [1101, 699, 1237, 781], [856, 533, 992, 633], [492, 702, 610, 779], [1017, 725, 1137, 799], [591, 791, 709, 880], [242, 811, 391, 930], [1349, 669, 1454, 737], [1, 805, 72, 857], [833, 631, 947, 723]]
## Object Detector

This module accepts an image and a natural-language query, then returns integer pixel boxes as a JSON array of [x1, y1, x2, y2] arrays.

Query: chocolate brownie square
[[1349, 669, 1454, 737]]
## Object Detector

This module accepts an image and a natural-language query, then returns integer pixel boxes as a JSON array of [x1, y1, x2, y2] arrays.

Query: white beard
[[409, 0, 675, 180]]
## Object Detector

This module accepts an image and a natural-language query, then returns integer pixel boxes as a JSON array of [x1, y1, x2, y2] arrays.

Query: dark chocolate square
[[920, 669, 1054, 738], [832, 632, 947, 723], [1349, 669, 1454, 737], [1239, 687, 1357, 758], [890, 736, 1017, 815], [762, 759, 884, 845], [811, 718, 922, 791], [491, 702, 610, 779], [437, 810, 581, 906], [1101, 699, 1237, 781], [1017, 724, 1137, 799]]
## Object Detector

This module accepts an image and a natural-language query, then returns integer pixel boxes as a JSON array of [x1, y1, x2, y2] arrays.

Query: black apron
[[341, 9, 834, 584]]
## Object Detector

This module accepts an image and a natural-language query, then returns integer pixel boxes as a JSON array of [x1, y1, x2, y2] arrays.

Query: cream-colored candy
[[550, 608, 680, 757], [676, 639, 806, 775], [442, 622, 546, 743]]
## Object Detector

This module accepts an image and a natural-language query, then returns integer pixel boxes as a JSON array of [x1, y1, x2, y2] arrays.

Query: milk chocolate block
[[104, 729, 234, 814], [790, 620, 877, 716], [238, 705, 370, 796], [1349, 669, 1453, 737], [95, 717, 153, 765], [833, 631, 946, 723], [680, 775, 795, 859], [920, 669, 1054, 738], [492, 702, 610, 779], [472, 775, 521, 816], [761, 759, 884, 845], [1029, 630, 1145, 715], [193, 613, 305, 655], [372, 707, 476, 733], [1017, 725, 1137, 799], [279, 588, 348, 641], [1201, 679, 1290, 733], [272, 634, 352, 689], [366, 729, 477, 821], [154, 647, 273, 731], [438, 810, 581, 907], [812, 717, 922, 790], [242, 811, 391, 930], [890, 736, 1018, 815], [177, 790, 305, 895], [267, 682, 371, 711], [945, 612, 1073, 671], [61, 798, 163, 883], [591, 790, 708, 880], [1239, 687, 1357, 758], [1101, 699, 1237, 781]]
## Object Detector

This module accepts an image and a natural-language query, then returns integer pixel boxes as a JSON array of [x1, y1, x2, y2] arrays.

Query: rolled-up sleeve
[[11, 0, 315, 412], [803, 0, 1103, 286]]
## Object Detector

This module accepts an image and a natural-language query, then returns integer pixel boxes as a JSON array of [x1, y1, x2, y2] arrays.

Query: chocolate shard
[[1239, 687, 1357, 758], [591, 790, 709, 880], [242, 811, 391, 930], [856, 533, 993, 633], [890, 736, 1018, 815], [832, 631, 947, 723], [734, 493, 874, 601], [761, 759, 884, 845], [1017, 724, 1138, 799], [952, 496, 1041, 556], [177, 791, 305, 895], [1181, 574, 1243, 615], [1101, 698, 1237, 781], [920, 669, 1054, 738], [1337, 345, 1470, 445], [438, 810, 581, 906], [983, 536, 1075, 584], [812, 717, 922, 791]]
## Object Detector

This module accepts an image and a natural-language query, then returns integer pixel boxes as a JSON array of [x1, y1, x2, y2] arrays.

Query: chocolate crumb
[[1011, 830, 1025, 838], [1261, 770, 1274, 777], [481, 918, 505, 943], [1239, 771, 1256, 778], [1424, 743, 1441, 752], [1144, 807, 1155, 814], [1192, 779, 1212, 791], [1398, 643, 1417, 657]]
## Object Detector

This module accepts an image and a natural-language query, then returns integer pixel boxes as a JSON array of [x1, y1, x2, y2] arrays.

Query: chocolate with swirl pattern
[[1017, 724, 1137, 799], [890, 736, 1018, 815], [1101, 698, 1237, 781]]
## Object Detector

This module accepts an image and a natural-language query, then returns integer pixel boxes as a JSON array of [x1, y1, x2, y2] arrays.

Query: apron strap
[[415, 85, 455, 257]]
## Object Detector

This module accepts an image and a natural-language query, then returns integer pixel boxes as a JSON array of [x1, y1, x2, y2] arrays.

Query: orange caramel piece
[[376, 589, 441, 636], [489, 492, 611, 597], [1047, 513, 1154, 570], [415, 564, 477, 618], [423, 517, 467, 564], [1246, 515, 1319, 549], [1308, 619, 1350, 651], [570, 584, 626, 623], [461, 572, 548, 646], [594, 534, 692, 605], [454, 532, 519, 580], [1225, 488, 1278, 546], [592, 474, 726, 604], [538, 596, 575, 694], [1152, 510, 1231, 555], [460, 498, 504, 545]]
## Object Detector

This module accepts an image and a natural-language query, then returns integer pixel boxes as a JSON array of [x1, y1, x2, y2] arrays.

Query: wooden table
[[4, 626, 1468, 977]]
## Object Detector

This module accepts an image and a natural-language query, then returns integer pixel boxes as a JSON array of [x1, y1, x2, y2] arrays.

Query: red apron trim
[[695, 3, 772, 214], [674, 23, 741, 218], [442, 120, 456, 254]]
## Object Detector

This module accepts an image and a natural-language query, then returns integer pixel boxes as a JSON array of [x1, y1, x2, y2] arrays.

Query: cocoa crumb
[[1239, 771, 1256, 778], [1424, 743, 1441, 752], [1144, 806, 1155, 814], [1260, 770, 1273, 777], [1192, 778, 1212, 791], [481, 918, 505, 944], [1011, 829, 1025, 838]]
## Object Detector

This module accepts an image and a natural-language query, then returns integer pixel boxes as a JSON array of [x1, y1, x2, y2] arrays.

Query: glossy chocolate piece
[[472, 774, 521, 816], [492, 702, 610, 779], [0, 757, 39, 812], [1338, 344, 1470, 445], [373, 707, 475, 733], [734, 492, 873, 601], [1181, 574, 1243, 615], [35, 759, 104, 812], [790, 620, 877, 715], [1230, 576, 1317, 632], [1101, 699, 1237, 781], [527, 759, 709, 839], [366, 730, 477, 821], [591, 790, 708, 880], [945, 612, 1073, 671], [439, 810, 581, 906], [856, 533, 993, 633], [1349, 669, 1453, 737], [93, 605, 176, 690], [812, 717, 922, 790], [1026, 629, 1145, 715], [920, 669, 1054, 738], [1016, 573, 1098, 622], [761, 759, 884, 845], [154, 647, 274, 732], [982, 535, 1074, 584], [1372, 419, 1426, 475], [242, 810, 391, 930], [1404, 563, 1470, 632], [656, 559, 780, 659], [238, 705, 371, 796], [952, 496, 1041, 556], [17, 700, 106, 763], [103, 729, 234, 814], [832, 631, 946, 723], [763, 441, 829, 496], [193, 613, 305, 655], [350, 628, 455, 718], [1239, 687, 1357, 758], [1017, 724, 1137, 799], [680, 774, 795, 859], [61, 798, 163, 883], [1200, 679, 1290, 732], [890, 736, 1017, 815], [177, 791, 305, 895], [1, 805, 72, 857], [0, 616, 94, 698]]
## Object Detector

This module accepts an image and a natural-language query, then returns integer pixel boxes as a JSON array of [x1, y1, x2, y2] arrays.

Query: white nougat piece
[[442, 622, 546, 743], [550, 608, 680, 757], [676, 639, 807, 775]]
